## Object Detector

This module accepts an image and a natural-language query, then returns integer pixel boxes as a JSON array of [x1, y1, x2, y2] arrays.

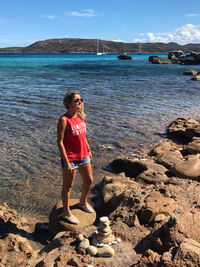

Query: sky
[[1, 0, 200, 47]]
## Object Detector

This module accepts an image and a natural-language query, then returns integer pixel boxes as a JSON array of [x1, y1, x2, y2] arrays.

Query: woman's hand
[[66, 162, 73, 172], [89, 151, 92, 160]]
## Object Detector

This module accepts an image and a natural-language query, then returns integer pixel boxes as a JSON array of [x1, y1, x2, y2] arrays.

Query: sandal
[[77, 202, 94, 213], [60, 214, 79, 225]]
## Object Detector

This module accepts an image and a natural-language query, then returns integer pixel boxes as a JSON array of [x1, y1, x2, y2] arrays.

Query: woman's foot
[[77, 202, 94, 213], [60, 214, 79, 224]]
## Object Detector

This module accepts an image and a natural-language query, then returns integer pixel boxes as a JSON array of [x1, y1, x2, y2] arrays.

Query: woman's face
[[69, 93, 83, 111]]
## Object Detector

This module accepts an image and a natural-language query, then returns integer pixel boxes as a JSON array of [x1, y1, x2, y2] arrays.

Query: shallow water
[[1, 53, 200, 219]]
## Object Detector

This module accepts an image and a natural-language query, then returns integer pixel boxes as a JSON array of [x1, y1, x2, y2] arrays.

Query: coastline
[[1, 117, 200, 266]]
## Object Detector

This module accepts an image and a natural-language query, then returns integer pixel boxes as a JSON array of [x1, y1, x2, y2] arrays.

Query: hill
[[0, 38, 200, 53]]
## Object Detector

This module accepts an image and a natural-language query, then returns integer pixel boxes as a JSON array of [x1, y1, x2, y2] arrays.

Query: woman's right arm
[[57, 117, 72, 172]]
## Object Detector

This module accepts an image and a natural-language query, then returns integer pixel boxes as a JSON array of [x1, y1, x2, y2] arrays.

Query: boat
[[117, 53, 132, 60], [137, 43, 142, 55], [96, 39, 106, 55]]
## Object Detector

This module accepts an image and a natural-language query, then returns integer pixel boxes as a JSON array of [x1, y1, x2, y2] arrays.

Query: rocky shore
[[1, 118, 200, 266]]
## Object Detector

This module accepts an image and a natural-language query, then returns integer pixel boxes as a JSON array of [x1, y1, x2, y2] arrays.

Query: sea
[[1, 53, 200, 219]]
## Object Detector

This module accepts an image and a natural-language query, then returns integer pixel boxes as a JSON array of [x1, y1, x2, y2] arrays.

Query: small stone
[[99, 217, 109, 224], [117, 238, 121, 243], [79, 238, 90, 250], [97, 246, 115, 258], [77, 234, 85, 242], [87, 245, 98, 256], [111, 241, 118, 245], [77, 247, 86, 255], [99, 225, 111, 233]]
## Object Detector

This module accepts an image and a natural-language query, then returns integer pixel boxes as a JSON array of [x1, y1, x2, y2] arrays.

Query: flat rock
[[167, 118, 200, 143], [150, 141, 177, 157], [49, 199, 96, 235], [136, 170, 168, 185], [138, 191, 176, 225], [156, 150, 183, 169], [171, 154, 200, 179]]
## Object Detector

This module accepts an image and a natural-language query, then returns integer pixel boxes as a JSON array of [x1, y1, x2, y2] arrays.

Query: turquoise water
[[1, 53, 200, 218]]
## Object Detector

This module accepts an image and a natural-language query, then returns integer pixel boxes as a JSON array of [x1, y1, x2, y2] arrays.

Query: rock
[[78, 238, 90, 250], [177, 51, 200, 65], [101, 175, 133, 206], [175, 238, 200, 266], [49, 199, 96, 235], [176, 211, 200, 243], [168, 50, 183, 59], [150, 141, 177, 157], [136, 169, 168, 185], [154, 214, 167, 223], [110, 158, 167, 177], [138, 191, 176, 225], [183, 137, 200, 154], [183, 69, 198, 75], [167, 118, 200, 143], [97, 246, 115, 257], [87, 245, 98, 256], [171, 154, 200, 179], [156, 150, 183, 169], [191, 75, 200, 81], [148, 56, 172, 64]]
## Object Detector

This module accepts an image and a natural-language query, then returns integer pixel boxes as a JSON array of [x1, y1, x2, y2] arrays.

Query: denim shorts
[[61, 155, 90, 170]]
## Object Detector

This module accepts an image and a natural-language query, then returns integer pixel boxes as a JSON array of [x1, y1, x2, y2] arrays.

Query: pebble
[[79, 238, 90, 250], [117, 238, 121, 243], [99, 216, 109, 224], [87, 245, 98, 256], [77, 234, 85, 242], [97, 246, 115, 258]]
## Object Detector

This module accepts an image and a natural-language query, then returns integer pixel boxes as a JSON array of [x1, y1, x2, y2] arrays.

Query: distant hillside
[[0, 38, 200, 53]]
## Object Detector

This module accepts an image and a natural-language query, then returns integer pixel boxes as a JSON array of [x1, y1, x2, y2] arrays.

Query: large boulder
[[49, 199, 96, 235], [178, 51, 200, 65], [110, 158, 167, 178], [171, 154, 200, 179], [156, 150, 183, 169], [183, 69, 198, 76], [138, 191, 176, 225], [148, 56, 172, 64], [168, 50, 183, 59], [167, 118, 200, 143], [150, 141, 178, 157]]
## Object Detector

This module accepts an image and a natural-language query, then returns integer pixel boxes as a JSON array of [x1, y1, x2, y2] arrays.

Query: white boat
[[96, 39, 106, 55]]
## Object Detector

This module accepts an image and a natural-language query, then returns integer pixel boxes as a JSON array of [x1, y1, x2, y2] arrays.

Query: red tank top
[[62, 114, 89, 161]]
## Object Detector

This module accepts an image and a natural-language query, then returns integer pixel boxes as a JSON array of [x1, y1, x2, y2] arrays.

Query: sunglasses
[[74, 98, 83, 103]]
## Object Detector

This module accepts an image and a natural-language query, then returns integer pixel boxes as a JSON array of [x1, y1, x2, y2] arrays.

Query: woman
[[57, 91, 94, 224]]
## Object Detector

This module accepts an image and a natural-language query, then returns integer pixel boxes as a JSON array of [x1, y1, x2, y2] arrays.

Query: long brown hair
[[63, 91, 86, 120]]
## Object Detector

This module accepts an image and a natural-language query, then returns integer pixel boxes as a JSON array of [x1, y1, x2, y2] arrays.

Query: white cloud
[[65, 9, 97, 17], [133, 24, 200, 44], [185, 13, 199, 17], [112, 39, 124, 42], [42, 15, 57, 20]]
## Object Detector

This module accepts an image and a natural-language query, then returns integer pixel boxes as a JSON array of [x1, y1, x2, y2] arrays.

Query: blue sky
[[1, 0, 200, 47]]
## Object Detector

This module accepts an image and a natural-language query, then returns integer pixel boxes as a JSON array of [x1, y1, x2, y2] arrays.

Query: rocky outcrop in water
[[1, 117, 200, 266], [149, 51, 200, 65]]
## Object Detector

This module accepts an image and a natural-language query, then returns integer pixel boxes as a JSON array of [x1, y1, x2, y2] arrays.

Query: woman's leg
[[78, 162, 93, 205], [62, 167, 76, 217]]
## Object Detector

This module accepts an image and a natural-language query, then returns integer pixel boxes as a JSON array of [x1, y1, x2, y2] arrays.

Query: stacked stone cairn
[[77, 216, 121, 258]]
